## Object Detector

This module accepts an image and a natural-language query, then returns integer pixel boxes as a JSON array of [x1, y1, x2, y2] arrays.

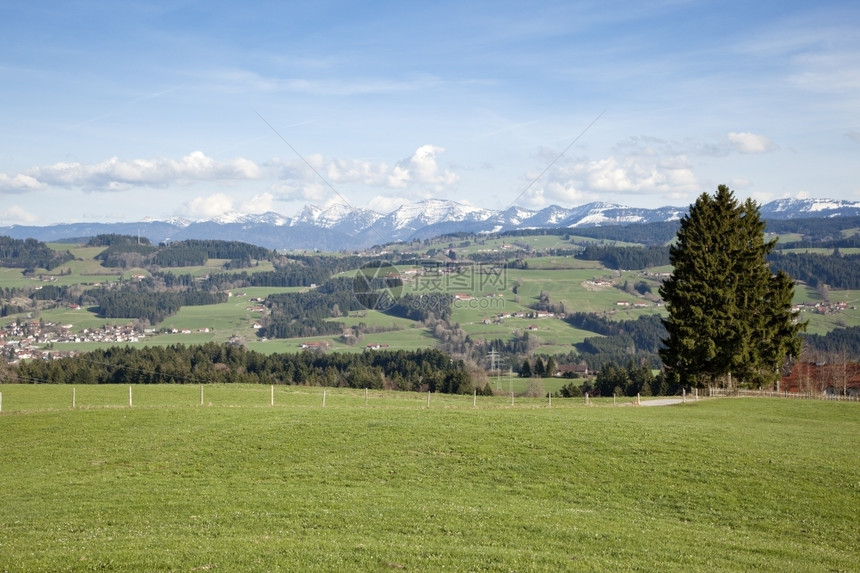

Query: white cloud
[[268, 145, 459, 201], [269, 181, 331, 204], [0, 173, 44, 193], [182, 193, 235, 219], [15, 151, 264, 191], [0, 205, 38, 224], [391, 145, 459, 190], [325, 158, 389, 185], [240, 192, 276, 214], [728, 132, 778, 154], [367, 195, 411, 213], [517, 148, 702, 209]]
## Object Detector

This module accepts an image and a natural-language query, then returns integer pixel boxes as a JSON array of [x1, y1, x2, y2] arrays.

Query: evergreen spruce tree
[[545, 356, 557, 379], [534, 356, 546, 377], [520, 359, 532, 378], [659, 185, 805, 388]]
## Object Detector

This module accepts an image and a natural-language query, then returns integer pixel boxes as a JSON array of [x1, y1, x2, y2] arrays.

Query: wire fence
[[707, 386, 859, 401], [0, 384, 689, 414]]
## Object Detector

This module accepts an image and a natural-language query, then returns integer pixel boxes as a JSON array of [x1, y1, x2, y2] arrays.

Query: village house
[[556, 364, 589, 378]]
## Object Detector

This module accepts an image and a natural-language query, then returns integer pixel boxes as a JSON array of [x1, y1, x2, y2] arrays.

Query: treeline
[[88, 235, 275, 269], [152, 240, 272, 267], [86, 234, 152, 247], [576, 245, 670, 270], [385, 293, 454, 323], [95, 243, 158, 268], [566, 313, 666, 370], [766, 216, 860, 243], [205, 255, 376, 290], [774, 237, 860, 250], [564, 221, 680, 247], [258, 276, 454, 340], [12, 343, 475, 393], [588, 361, 668, 397], [769, 252, 860, 289], [0, 236, 74, 270], [259, 277, 362, 339], [29, 284, 75, 301], [802, 326, 860, 357], [88, 285, 227, 324]]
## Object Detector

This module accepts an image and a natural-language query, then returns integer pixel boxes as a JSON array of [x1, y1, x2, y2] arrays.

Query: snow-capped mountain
[[759, 198, 860, 218], [3, 197, 860, 251]]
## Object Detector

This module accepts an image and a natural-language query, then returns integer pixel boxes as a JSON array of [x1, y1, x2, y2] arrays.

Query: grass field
[[0, 387, 856, 572]]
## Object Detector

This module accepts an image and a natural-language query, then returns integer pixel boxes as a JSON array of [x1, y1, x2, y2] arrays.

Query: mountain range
[[2, 197, 860, 251]]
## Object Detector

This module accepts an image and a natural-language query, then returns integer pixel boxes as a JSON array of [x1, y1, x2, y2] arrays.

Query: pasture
[[0, 387, 856, 572]]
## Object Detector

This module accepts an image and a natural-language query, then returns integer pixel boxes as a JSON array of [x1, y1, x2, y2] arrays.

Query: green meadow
[[0, 389, 856, 572], [3, 240, 860, 355]]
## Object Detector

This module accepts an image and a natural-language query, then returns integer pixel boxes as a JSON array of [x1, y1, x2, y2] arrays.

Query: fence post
[[613, 392, 616, 406], [548, 392, 551, 408], [73, 387, 76, 409], [474, 389, 477, 408], [683, 388, 686, 403], [271, 385, 274, 406], [129, 386, 132, 407], [427, 391, 431, 408], [585, 392, 589, 406], [637, 393, 641, 406], [323, 390, 326, 407]]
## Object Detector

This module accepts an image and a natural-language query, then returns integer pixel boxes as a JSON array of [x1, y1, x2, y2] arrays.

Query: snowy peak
[[760, 198, 860, 218], [4, 196, 860, 251], [383, 199, 494, 230]]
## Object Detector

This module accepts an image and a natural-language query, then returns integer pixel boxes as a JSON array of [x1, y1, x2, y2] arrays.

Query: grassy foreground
[[0, 389, 857, 572]]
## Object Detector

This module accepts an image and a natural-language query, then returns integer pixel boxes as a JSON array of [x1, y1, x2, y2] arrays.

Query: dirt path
[[639, 397, 687, 406]]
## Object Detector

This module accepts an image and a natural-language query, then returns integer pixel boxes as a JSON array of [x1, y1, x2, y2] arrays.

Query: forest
[[89, 235, 275, 269], [0, 236, 74, 270], [12, 343, 476, 393]]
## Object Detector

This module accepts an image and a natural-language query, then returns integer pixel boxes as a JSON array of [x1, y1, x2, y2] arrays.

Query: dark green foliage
[[29, 284, 74, 301], [564, 221, 680, 246], [592, 361, 656, 397], [659, 185, 805, 388], [92, 237, 273, 269], [576, 244, 670, 270], [259, 277, 361, 339], [89, 284, 227, 323], [802, 326, 860, 356], [0, 236, 74, 270], [152, 240, 272, 267], [205, 255, 375, 290], [86, 234, 152, 247], [386, 293, 454, 322], [12, 343, 472, 393], [567, 313, 666, 370], [557, 381, 582, 397], [766, 215, 860, 243], [769, 252, 860, 289], [544, 356, 557, 378], [95, 244, 158, 268], [519, 359, 532, 378]]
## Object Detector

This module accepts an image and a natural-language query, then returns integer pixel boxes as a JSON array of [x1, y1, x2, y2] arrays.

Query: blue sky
[[1, 0, 858, 225]]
